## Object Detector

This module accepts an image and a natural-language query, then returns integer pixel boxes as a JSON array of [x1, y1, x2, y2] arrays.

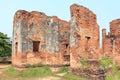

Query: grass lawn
[[1, 65, 120, 80], [0, 65, 85, 80]]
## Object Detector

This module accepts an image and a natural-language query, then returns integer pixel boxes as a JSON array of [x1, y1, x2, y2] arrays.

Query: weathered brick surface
[[70, 4, 100, 68], [102, 19, 120, 65], [12, 4, 120, 68], [12, 10, 70, 66]]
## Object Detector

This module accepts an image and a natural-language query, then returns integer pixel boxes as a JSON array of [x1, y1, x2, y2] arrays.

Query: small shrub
[[58, 66, 68, 73], [79, 57, 89, 70], [80, 57, 87, 65], [100, 56, 113, 68], [100, 56, 120, 80]]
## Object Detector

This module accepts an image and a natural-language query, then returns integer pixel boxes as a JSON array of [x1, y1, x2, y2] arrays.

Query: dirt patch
[[0, 64, 11, 74], [37, 76, 62, 80], [0, 64, 11, 69]]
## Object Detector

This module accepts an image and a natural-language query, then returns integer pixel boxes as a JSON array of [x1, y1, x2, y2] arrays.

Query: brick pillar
[[102, 29, 106, 39], [102, 29, 106, 55]]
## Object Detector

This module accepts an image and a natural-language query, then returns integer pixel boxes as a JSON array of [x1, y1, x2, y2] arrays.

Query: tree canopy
[[0, 32, 12, 57]]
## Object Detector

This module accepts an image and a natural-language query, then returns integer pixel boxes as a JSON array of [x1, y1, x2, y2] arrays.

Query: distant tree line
[[0, 32, 12, 57]]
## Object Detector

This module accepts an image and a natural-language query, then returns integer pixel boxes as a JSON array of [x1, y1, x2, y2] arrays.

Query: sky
[[0, 0, 120, 39]]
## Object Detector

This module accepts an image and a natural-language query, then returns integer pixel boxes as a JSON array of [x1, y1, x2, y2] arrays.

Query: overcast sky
[[0, 0, 120, 38]]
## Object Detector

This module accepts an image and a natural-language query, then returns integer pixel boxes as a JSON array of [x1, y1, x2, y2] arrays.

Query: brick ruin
[[102, 19, 120, 65], [12, 4, 120, 69], [70, 4, 100, 68], [12, 10, 70, 66]]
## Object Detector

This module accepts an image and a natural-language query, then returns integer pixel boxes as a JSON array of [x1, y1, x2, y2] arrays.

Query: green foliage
[[58, 66, 68, 73], [63, 73, 84, 80], [19, 65, 52, 77], [22, 62, 43, 68], [80, 57, 87, 65], [100, 56, 113, 68], [7, 66, 52, 78], [7, 66, 15, 72], [100, 56, 120, 80], [105, 71, 120, 80], [0, 32, 11, 57], [79, 57, 89, 70], [7, 66, 18, 76]]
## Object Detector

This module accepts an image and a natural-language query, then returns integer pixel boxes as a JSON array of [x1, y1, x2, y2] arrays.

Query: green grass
[[7, 66, 18, 77], [22, 62, 43, 68], [6, 64, 120, 80], [100, 56, 120, 80], [6, 66, 84, 80], [7, 65, 53, 78], [105, 71, 120, 80], [100, 56, 113, 68], [79, 57, 87, 65], [58, 66, 69, 73], [63, 73, 85, 80]]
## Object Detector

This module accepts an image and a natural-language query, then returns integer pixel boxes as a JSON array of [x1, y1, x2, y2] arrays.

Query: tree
[[0, 32, 12, 57]]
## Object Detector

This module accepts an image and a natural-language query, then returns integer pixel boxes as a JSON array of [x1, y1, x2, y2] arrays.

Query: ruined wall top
[[110, 19, 120, 36], [70, 4, 97, 28], [13, 10, 69, 27]]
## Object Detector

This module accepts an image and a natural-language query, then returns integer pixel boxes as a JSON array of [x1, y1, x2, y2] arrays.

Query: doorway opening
[[33, 41, 40, 52]]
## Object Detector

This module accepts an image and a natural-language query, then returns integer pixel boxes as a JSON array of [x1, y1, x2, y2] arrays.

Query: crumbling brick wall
[[70, 4, 100, 68], [12, 4, 120, 68], [102, 19, 120, 65], [12, 10, 70, 66], [102, 29, 112, 56]]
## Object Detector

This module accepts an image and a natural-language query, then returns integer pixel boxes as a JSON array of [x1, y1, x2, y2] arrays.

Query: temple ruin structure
[[12, 10, 70, 66], [12, 4, 120, 68], [70, 4, 100, 68], [102, 19, 120, 65]]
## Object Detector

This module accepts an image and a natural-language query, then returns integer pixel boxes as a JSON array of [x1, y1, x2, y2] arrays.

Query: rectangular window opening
[[33, 41, 40, 52], [85, 36, 91, 52], [15, 42, 18, 54]]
